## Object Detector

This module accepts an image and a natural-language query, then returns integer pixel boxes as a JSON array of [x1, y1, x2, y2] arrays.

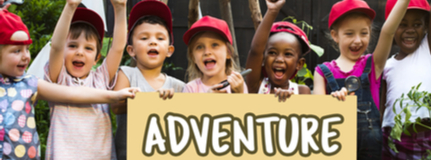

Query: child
[[182, 16, 247, 93], [381, 0, 431, 159], [44, 0, 127, 159], [313, 0, 410, 159], [0, 9, 137, 160], [245, 0, 311, 102], [110, 0, 185, 159]]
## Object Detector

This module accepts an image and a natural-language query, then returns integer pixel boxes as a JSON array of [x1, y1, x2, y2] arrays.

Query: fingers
[[126, 87, 140, 99], [331, 87, 348, 101], [157, 88, 175, 100], [208, 84, 224, 93], [274, 88, 294, 102], [227, 71, 244, 93]]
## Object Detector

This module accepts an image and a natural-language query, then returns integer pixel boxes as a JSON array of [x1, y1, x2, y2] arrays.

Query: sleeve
[[182, 83, 193, 93], [43, 61, 67, 85], [314, 65, 325, 77], [95, 59, 118, 90]]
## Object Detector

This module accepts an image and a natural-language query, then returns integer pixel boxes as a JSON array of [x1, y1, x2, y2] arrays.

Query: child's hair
[[127, 15, 170, 45], [182, 16, 240, 81], [385, 0, 431, 32], [269, 21, 311, 56], [69, 22, 102, 60], [185, 32, 239, 81], [70, 8, 105, 60]]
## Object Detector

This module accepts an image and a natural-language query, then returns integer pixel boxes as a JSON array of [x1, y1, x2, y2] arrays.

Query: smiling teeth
[[275, 68, 283, 71]]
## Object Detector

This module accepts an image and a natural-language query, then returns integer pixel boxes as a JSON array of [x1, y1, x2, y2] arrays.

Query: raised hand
[[67, 0, 82, 6], [0, 0, 11, 11], [274, 87, 294, 102], [265, 0, 286, 12], [111, 0, 127, 6]]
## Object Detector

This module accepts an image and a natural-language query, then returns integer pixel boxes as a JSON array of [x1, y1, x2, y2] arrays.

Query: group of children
[[0, 0, 429, 159]]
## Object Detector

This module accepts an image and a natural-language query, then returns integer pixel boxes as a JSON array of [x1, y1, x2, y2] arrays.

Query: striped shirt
[[44, 60, 117, 160]]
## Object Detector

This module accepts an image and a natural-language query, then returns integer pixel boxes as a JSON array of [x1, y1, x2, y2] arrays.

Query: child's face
[[0, 44, 30, 77], [264, 32, 303, 87], [191, 31, 230, 78], [127, 23, 174, 70], [64, 32, 99, 79], [331, 16, 371, 62], [394, 10, 427, 54]]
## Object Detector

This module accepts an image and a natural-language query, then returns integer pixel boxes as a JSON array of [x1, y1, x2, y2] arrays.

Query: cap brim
[[72, 8, 105, 43], [183, 26, 231, 45]]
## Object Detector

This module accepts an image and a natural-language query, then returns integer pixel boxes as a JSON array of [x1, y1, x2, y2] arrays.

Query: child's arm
[[379, 79, 387, 123], [36, 79, 139, 104], [373, 0, 410, 80], [245, 0, 285, 93], [48, 0, 81, 83], [111, 70, 130, 114], [313, 70, 326, 95], [104, 0, 127, 82]]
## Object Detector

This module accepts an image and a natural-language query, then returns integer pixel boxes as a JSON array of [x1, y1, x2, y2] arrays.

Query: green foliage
[[282, 16, 324, 85], [7, 0, 65, 61], [389, 83, 431, 157]]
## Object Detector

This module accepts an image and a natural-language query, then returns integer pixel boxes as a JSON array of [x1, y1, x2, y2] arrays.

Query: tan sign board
[[128, 93, 357, 159]]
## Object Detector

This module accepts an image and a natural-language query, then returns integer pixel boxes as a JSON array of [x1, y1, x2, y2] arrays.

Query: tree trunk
[[219, 0, 240, 69], [248, 0, 262, 30], [188, 0, 200, 28]]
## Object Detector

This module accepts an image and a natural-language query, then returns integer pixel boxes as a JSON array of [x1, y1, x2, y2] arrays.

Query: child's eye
[[68, 44, 77, 48], [13, 49, 20, 53], [85, 47, 94, 51], [212, 43, 219, 47], [140, 37, 148, 40], [285, 52, 293, 56], [361, 32, 369, 35], [268, 51, 276, 55], [158, 37, 165, 40], [344, 32, 353, 36], [399, 23, 407, 27], [195, 45, 203, 50], [414, 23, 422, 27]]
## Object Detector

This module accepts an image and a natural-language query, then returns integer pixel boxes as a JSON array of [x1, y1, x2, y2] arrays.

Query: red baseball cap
[[183, 16, 232, 45], [128, 0, 173, 44], [0, 10, 32, 45], [270, 21, 311, 55], [385, 0, 430, 20], [328, 0, 376, 29], [72, 7, 105, 44]]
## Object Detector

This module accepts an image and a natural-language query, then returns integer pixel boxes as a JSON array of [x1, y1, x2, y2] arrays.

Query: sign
[[128, 93, 357, 159]]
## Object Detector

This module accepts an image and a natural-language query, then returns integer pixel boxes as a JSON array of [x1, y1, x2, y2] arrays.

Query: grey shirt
[[114, 66, 185, 160]]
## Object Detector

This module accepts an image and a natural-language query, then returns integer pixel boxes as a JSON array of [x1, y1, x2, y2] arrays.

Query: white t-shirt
[[382, 35, 431, 128]]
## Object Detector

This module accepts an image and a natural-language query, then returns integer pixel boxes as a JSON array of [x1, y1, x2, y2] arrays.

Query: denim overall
[[318, 56, 382, 159]]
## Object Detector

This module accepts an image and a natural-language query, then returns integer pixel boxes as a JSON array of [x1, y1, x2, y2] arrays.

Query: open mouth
[[72, 61, 85, 68], [148, 49, 159, 56], [402, 37, 416, 47], [349, 46, 362, 54], [204, 59, 216, 69], [17, 64, 26, 70], [273, 67, 285, 79]]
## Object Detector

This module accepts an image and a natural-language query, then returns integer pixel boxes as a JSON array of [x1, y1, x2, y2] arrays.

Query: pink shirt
[[315, 54, 381, 109], [44, 59, 117, 160], [183, 78, 248, 93]]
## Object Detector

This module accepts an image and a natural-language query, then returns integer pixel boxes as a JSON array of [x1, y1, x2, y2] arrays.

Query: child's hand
[[274, 88, 294, 102], [67, 0, 82, 6], [228, 71, 244, 93], [157, 88, 175, 100], [113, 87, 140, 102], [265, 0, 286, 12], [110, 0, 127, 7], [208, 84, 228, 94], [330, 87, 355, 101]]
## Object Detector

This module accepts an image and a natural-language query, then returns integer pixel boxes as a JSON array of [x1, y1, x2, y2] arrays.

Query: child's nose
[[353, 35, 362, 44], [75, 47, 84, 56], [22, 50, 30, 61]]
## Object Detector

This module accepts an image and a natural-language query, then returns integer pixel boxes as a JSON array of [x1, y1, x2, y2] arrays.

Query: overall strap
[[360, 56, 372, 89], [318, 64, 340, 92]]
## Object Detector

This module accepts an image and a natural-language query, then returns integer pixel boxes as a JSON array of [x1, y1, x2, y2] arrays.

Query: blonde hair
[[185, 32, 240, 82]]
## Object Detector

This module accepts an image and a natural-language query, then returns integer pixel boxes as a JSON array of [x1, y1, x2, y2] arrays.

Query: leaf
[[297, 66, 307, 77], [310, 44, 324, 57]]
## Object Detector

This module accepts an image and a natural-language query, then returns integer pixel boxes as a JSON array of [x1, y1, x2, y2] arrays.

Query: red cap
[[72, 8, 105, 44], [385, 0, 430, 20], [270, 21, 311, 55], [128, 0, 173, 44], [183, 16, 232, 45], [328, 0, 376, 29], [0, 10, 32, 45]]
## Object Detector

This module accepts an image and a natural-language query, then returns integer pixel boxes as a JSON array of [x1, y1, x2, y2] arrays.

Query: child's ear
[[93, 53, 102, 65], [330, 29, 339, 44], [126, 45, 136, 57], [166, 45, 175, 58], [296, 57, 306, 71]]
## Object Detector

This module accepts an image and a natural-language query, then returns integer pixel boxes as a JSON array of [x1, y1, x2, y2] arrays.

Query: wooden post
[[248, 0, 262, 30], [188, 0, 200, 28], [218, 0, 240, 68]]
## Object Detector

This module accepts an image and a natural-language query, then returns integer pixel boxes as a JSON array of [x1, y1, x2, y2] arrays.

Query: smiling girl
[[313, 0, 410, 159], [182, 16, 247, 93]]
